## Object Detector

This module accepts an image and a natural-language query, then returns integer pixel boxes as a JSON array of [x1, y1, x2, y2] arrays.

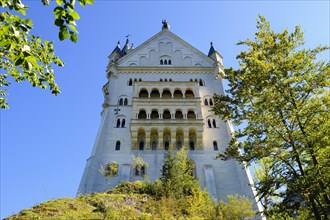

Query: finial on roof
[[125, 34, 130, 44], [122, 35, 131, 56], [131, 43, 134, 49], [162, 20, 170, 30], [111, 40, 121, 55], [208, 41, 216, 57]]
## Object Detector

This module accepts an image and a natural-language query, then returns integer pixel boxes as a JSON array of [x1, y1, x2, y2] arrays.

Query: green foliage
[[160, 148, 200, 199], [51, 0, 93, 42], [132, 155, 149, 177], [0, 0, 93, 108], [6, 149, 257, 219], [213, 15, 330, 219], [219, 195, 256, 220], [109, 181, 145, 194], [100, 161, 119, 177]]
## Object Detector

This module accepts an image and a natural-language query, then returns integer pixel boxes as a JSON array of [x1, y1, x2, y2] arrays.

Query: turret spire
[[208, 41, 216, 57]]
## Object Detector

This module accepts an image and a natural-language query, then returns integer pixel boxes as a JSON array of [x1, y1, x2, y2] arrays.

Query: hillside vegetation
[[5, 149, 256, 220]]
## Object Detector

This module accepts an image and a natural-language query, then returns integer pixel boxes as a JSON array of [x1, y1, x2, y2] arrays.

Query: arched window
[[164, 60, 168, 65], [190, 79, 193, 82], [168, 60, 171, 65], [124, 98, 128, 105], [164, 142, 169, 150], [189, 129, 196, 151], [204, 99, 208, 105], [115, 141, 121, 150], [163, 129, 171, 151], [162, 89, 171, 98], [150, 129, 158, 150], [160, 60, 163, 65], [128, 79, 132, 86], [116, 119, 121, 128], [190, 142, 195, 151], [163, 110, 171, 119], [135, 166, 146, 176], [165, 78, 168, 82], [139, 89, 148, 98], [195, 79, 198, 82], [150, 89, 160, 98], [139, 78, 142, 81], [187, 110, 196, 120], [207, 119, 211, 128], [121, 119, 125, 127], [119, 98, 123, 105], [176, 129, 183, 150], [138, 110, 147, 119], [174, 90, 183, 98], [150, 110, 159, 119], [139, 142, 144, 150], [175, 110, 183, 119], [209, 99, 213, 106], [199, 79, 204, 86], [212, 119, 217, 128], [134, 78, 137, 82], [160, 79, 163, 82], [185, 90, 194, 98], [169, 78, 172, 82], [213, 141, 218, 151]]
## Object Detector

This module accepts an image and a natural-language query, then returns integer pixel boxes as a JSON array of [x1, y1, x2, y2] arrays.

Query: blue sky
[[1, 1, 329, 218]]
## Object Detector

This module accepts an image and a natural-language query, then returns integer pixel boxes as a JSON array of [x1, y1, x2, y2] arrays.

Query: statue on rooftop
[[162, 20, 170, 30]]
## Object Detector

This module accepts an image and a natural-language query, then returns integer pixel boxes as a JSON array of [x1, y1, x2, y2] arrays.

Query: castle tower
[[78, 21, 259, 208]]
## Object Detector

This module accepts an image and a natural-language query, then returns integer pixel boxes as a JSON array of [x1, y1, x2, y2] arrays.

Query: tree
[[213, 15, 329, 219], [160, 148, 200, 199], [0, 0, 93, 109], [219, 195, 255, 220]]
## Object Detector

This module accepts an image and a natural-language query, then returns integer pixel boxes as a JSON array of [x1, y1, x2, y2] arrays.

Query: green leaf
[[54, 57, 64, 66], [24, 61, 32, 71], [54, 18, 64, 27], [54, 6, 64, 18], [70, 32, 78, 43], [69, 11, 80, 20], [56, 0, 63, 6], [26, 56, 38, 67], [59, 26, 68, 41], [78, 0, 86, 6], [86, 0, 94, 4], [69, 24, 78, 33], [14, 57, 24, 66]]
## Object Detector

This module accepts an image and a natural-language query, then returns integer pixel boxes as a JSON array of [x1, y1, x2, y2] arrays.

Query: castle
[[78, 21, 259, 208]]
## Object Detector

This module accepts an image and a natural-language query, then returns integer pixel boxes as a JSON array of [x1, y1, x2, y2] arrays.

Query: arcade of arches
[[137, 109, 197, 120], [138, 88, 195, 98], [131, 127, 202, 151]]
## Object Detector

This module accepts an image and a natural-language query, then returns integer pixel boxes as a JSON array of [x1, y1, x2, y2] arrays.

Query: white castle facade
[[78, 22, 259, 208]]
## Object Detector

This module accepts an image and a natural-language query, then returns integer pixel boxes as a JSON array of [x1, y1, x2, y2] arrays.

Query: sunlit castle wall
[[78, 22, 261, 214]]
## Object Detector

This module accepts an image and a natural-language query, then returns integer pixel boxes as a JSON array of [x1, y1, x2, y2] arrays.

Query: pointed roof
[[111, 41, 122, 55], [208, 42, 216, 57], [121, 38, 130, 56]]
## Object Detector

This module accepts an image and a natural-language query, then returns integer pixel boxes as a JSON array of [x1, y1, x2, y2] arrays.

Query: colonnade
[[131, 127, 203, 151]]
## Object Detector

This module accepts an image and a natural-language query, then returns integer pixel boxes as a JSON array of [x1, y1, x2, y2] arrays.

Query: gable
[[117, 30, 214, 68]]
